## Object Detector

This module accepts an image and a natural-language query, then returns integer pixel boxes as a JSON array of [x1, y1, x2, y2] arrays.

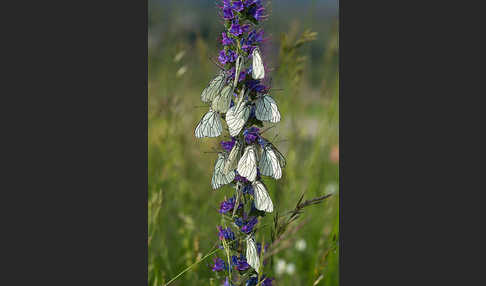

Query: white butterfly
[[246, 236, 260, 272], [252, 48, 265, 80], [255, 94, 281, 123], [194, 109, 222, 138], [226, 99, 250, 137], [252, 180, 273, 212], [259, 142, 285, 179], [234, 55, 244, 87], [237, 145, 258, 182], [223, 140, 240, 175], [212, 153, 236, 189], [201, 71, 225, 103], [212, 84, 233, 113]]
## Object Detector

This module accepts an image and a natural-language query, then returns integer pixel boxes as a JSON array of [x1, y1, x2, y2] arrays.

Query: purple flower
[[229, 66, 247, 83], [219, 196, 239, 214], [212, 257, 226, 272], [230, 20, 243, 36], [231, 0, 244, 12], [223, 277, 235, 286], [234, 173, 249, 183], [246, 277, 258, 286], [219, 50, 228, 65], [246, 79, 267, 93], [241, 24, 251, 34], [222, 0, 231, 8], [261, 276, 274, 286], [248, 29, 264, 44], [223, 7, 234, 19], [218, 49, 237, 65], [240, 216, 258, 233], [243, 127, 260, 144], [231, 255, 250, 271], [222, 32, 233, 45], [221, 138, 236, 152], [242, 184, 254, 195], [218, 226, 236, 241], [254, 7, 265, 20]]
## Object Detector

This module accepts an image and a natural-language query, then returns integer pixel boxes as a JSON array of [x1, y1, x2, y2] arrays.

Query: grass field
[[149, 1, 339, 285]]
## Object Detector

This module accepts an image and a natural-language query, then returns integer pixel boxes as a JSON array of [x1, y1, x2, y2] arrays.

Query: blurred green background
[[149, 0, 339, 285]]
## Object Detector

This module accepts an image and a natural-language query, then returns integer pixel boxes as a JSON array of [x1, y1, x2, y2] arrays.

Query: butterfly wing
[[259, 145, 282, 179], [212, 153, 236, 189], [255, 94, 281, 123], [212, 84, 233, 113], [253, 180, 273, 212], [237, 145, 257, 182], [195, 109, 223, 138], [226, 100, 250, 137], [234, 55, 244, 87], [252, 48, 265, 80], [223, 140, 240, 175], [201, 71, 225, 103], [246, 236, 260, 272]]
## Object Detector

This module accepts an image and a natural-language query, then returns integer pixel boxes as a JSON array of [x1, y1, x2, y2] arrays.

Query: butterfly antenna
[[209, 56, 225, 70], [260, 125, 275, 134]]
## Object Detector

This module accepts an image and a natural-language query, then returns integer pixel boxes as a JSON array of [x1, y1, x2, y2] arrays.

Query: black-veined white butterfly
[[234, 55, 244, 87], [212, 153, 236, 189], [201, 71, 226, 103], [237, 145, 258, 182], [246, 235, 260, 272], [252, 180, 273, 212], [226, 99, 251, 137], [212, 84, 233, 113], [223, 140, 240, 175], [194, 109, 223, 138], [252, 48, 265, 80], [259, 139, 286, 179], [255, 94, 281, 123]]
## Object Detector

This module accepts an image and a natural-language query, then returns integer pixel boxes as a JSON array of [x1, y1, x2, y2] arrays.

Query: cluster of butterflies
[[211, 136, 286, 212], [194, 47, 284, 273], [195, 48, 280, 139]]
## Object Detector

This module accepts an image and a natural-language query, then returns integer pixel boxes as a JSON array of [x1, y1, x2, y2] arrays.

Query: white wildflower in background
[[275, 259, 287, 276], [285, 263, 295, 275], [295, 239, 307, 251], [325, 182, 338, 195]]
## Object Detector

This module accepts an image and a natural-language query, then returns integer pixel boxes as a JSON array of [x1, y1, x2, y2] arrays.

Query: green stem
[[163, 247, 221, 286]]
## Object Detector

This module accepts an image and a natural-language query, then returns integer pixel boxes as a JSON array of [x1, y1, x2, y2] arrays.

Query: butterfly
[[223, 140, 241, 175], [233, 55, 244, 87], [252, 48, 265, 80], [201, 71, 226, 103], [237, 145, 258, 182], [259, 140, 285, 179], [246, 235, 260, 272], [194, 109, 223, 138], [226, 98, 250, 137], [212, 84, 234, 113], [212, 152, 236, 189], [255, 94, 281, 123], [252, 180, 273, 212]]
